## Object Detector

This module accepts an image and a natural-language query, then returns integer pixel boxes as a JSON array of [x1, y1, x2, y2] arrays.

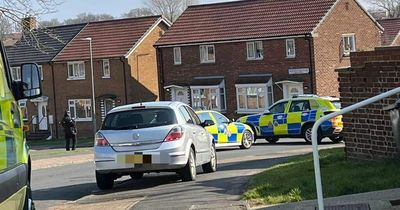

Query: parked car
[[238, 95, 343, 144], [196, 110, 254, 149], [94, 101, 217, 190]]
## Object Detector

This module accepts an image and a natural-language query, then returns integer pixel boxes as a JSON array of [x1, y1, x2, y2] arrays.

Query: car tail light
[[164, 126, 184, 142], [95, 133, 110, 146]]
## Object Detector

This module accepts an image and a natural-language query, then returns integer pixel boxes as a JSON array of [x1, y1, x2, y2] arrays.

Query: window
[[191, 86, 226, 111], [236, 83, 274, 113], [37, 65, 44, 80], [173, 47, 182, 65], [212, 112, 229, 124], [286, 39, 296, 58], [247, 41, 263, 60], [198, 112, 213, 123], [18, 100, 28, 121], [269, 101, 289, 114], [67, 61, 85, 80], [179, 106, 193, 124], [11, 67, 21, 81], [342, 34, 356, 56], [68, 99, 92, 121], [289, 100, 311, 112], [200, 45, 215, 63], [185, 106, 201, 125], [102, 59, 110, 78]]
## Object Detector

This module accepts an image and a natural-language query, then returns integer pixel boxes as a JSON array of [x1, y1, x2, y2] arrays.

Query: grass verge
[[243, 148, 400, 206], [27, 137, 94, 149]]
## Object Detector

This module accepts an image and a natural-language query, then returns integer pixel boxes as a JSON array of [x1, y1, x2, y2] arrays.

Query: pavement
[[30, 142, 400, 210]]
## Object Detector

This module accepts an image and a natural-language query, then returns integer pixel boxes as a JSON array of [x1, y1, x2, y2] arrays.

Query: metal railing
[[311, 87, 400, 210]]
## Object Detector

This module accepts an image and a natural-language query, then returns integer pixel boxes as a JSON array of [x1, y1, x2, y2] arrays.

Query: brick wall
[[338, 46, 400, 160], [313, 0, 381, 97], [160, 38, 314, 119]]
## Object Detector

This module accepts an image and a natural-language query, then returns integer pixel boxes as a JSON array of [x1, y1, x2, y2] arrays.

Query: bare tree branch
[[122, 8, 154, 18], [369, 0, 400, 17], [143, 0, 198, 22]]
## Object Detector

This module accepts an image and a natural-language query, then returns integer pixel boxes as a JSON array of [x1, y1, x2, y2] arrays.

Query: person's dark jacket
[[61, 116, 76, 137]]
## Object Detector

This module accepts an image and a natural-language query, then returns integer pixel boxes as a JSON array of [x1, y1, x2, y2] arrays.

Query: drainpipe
[[156, 47, 165, 100], [119, 57, 128, 104], [50, 62, 59, 139], [306, 34, 315, 94]]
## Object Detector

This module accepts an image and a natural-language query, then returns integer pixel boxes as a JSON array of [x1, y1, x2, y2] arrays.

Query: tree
[[0, 17, 16, 40], [123, 8, 154, 18], [143, 0, 197, 22], [39, 18, 61, 27], [64, 13, 114, 25], [369, 0, 400, 17]]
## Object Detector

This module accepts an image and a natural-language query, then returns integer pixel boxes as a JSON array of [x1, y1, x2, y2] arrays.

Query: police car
[[0, 42, 42, 210], [196, 111, 254, 149], [238, 95, 343, 144]]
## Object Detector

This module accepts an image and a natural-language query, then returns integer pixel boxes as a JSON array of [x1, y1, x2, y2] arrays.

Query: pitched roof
[[5, 24, 86, 66], [378, 18, 400, 46], [156, 0, 338, 46], [54, 16, 166, 61]]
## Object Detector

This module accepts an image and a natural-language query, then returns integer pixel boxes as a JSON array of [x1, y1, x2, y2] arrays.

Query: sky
[[39, 0, 372, 22]]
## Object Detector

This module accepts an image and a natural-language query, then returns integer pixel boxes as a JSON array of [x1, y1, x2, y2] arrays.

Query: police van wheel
[[202, 144, 217, 173], [265, 137, 279, 144], [23, 182, 35, 210], [303, 124, 322, 144], [181, 148, 196, 181], [240, 130, 253, 149], [96, 171, 114, 190]]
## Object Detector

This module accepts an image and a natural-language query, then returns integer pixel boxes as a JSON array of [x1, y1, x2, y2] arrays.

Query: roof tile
[[378, 18, 400, 46]]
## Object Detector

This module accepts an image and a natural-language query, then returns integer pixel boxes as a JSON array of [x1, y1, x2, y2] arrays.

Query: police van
[[0, 42, 42, 210]]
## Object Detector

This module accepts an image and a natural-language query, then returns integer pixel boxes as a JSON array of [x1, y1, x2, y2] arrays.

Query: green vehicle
[[0, 42, 42, 210]]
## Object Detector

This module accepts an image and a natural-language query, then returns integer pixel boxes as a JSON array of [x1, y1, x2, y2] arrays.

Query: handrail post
[[312, 87, 400, 210]]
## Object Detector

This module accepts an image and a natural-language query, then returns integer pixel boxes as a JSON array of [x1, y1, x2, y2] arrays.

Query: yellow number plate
[[118, 154, 152, 164]]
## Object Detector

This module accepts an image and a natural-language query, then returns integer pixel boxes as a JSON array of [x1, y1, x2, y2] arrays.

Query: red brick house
[[7, 16, 170, 138], [155, 0, 382, 118], [378, 18, 400, 46]]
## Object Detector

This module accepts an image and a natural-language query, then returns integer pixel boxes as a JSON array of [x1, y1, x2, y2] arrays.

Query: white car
[[94, 101, 217, 189]]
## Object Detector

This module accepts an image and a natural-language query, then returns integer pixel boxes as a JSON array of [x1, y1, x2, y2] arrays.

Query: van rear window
[[102, 108, 177, 130]]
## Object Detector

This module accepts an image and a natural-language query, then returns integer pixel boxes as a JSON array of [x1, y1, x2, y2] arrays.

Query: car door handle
[[193, 131, 196, 135]]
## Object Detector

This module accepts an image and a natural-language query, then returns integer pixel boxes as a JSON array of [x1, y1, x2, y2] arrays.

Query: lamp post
[[83, 37, 97, 137]]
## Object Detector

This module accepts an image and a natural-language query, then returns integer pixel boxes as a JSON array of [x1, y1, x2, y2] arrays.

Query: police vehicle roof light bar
[[311, 87, 400, 210]]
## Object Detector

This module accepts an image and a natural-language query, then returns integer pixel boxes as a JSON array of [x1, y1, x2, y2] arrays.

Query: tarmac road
[[32, 138, 344, 210]]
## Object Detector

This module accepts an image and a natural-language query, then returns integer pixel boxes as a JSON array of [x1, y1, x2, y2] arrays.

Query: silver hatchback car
[[94, 101, 217, 189]]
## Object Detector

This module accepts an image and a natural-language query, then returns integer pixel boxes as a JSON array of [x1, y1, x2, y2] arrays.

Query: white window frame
[[286, 39, 296, 58], [342, 34, 356, 56], [38, 65, 43, 81], [235, 80, 274, 114], [173, 47, 182, 65], [199, 45, 215, 63], [190, 84, 226, 112], [102, 59, 110, 78], [68, 99, 92, 121], [67, 61, 85, 80], [246, 41, 264, 60], [18, 99, 28, 121], [11, 67, 21, 81]]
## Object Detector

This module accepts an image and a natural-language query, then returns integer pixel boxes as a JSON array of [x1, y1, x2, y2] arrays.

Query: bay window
[[191, 85, 226, 111], [236, 82, 274, 113]]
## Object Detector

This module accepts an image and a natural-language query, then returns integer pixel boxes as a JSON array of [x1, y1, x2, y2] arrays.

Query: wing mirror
[[201, 120, 215, 127], [16, 63, 42, 100], [263, 110, 272, 115]]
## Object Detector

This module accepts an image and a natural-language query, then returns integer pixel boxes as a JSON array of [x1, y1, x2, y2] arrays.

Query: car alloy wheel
[[240, 130, 253, 149]]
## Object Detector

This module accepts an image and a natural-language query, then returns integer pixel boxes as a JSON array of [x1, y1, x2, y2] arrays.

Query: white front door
[[283, 83, 304, 99], [38, 102, 48, 130]]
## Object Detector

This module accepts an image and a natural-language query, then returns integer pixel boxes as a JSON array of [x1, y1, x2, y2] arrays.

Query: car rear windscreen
[[102, 108, 177, 130]]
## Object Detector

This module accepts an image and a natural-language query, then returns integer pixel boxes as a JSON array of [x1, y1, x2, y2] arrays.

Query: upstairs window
[[68, 61, 85, 80], [200, 45, 215, 63], [286, 39, 296, 58], [342, 34, 356, 56], [38, 65, 43, 80], [11, 67, 21, 81], [102, 59, 110, 78], [173, 47, 182, 65], [247, 41, 263, 60]]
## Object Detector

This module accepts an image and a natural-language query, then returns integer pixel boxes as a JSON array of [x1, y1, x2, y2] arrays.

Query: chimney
[[22, 17, 37, 31]]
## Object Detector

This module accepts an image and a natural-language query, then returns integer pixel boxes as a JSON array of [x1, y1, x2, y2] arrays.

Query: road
[[32, 139, 344, 210]]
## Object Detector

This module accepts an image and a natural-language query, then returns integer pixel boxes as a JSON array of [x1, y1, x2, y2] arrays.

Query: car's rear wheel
[[329, 135, 344, 143], [96, 171, 114, 190], [265, 137, 279, 143], [240, 130, 253, 149], [303, 124, 322, 144], [23, 182, 34, 210], [181, 148, 196, 181], [202, 144, 217, 173], [130, 172, 144, 180]]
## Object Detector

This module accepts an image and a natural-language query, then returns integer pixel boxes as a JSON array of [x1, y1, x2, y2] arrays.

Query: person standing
[[61, 110, 77, 151]]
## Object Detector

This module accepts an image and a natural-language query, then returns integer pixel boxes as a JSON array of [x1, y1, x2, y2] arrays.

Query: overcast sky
[[39, 0, 372, 22]]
